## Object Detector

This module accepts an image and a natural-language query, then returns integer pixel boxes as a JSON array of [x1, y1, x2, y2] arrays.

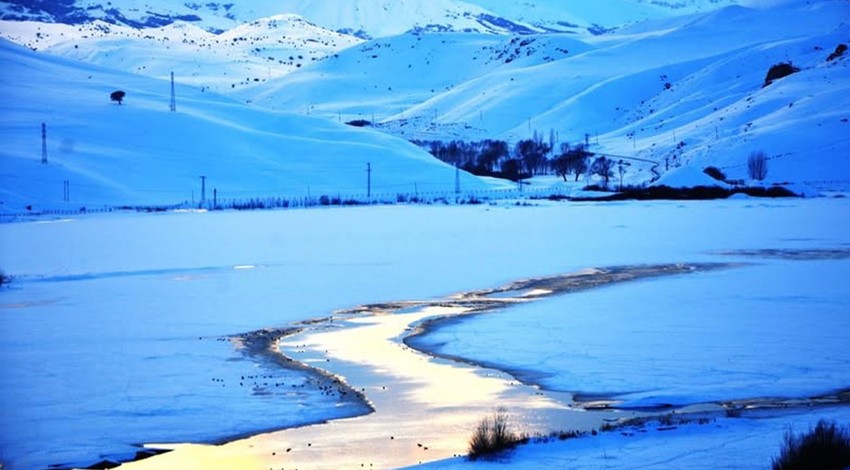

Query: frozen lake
[[1, 198, 849, 469]]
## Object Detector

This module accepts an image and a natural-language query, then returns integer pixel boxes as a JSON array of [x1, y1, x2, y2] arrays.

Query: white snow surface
[[465, 0, 739, 30], [652, 165, 730, 187], [408, 407, 850, 470], [1, 198, 849, 469], [0, 39, 497, 211]]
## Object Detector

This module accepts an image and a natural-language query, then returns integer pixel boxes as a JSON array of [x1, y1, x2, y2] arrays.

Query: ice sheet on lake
[[413, 258, 850, 407]]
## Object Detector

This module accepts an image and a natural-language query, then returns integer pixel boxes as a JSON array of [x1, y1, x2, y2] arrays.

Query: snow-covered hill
[[0, 0, 547, 37], [0, 0, 561, 96], [245, 32, 593, 127], [249, 1, 850, 188], [0, 15, 363, 94], [0, 39, 495, 212]]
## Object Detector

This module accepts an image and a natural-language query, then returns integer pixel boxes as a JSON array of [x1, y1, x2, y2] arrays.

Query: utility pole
[[367, 163, 372, 199], [455, 163, 460, 196], [169, 72, 177, 112], [200, 176, 206, 207], [63, 180, 69, 201], [41, 122, 48, 164]]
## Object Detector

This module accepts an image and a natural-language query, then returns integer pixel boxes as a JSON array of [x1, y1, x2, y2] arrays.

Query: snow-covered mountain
[[0, 0, 750, 38], [0, 0, 562, 95], [0, 15, 363, 94], [250, 1, 850, 187], [0, 39, 496, 211], [0, 0, 547, 37], [1, 0, 848, 203], [465, 0, 741, 31]]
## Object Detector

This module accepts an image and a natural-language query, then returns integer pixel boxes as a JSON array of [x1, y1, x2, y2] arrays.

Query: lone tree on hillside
[[748, 150, 769, 181], [110, 90, 126, 105]]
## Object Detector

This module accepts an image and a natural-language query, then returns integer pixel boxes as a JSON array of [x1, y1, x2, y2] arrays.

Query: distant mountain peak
[[0, 0, 552, 37]]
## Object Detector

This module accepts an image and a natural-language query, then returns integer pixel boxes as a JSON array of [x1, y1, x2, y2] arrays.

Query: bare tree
[[553, 144, 591, 182], [591, 156, 615, 188], [748, 150, 768, 181], [617, 159, 631, 190], [514, 139, 550, 176]]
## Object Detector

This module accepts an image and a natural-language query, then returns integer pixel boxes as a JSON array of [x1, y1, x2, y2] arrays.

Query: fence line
[[0, 185, 579, 220]]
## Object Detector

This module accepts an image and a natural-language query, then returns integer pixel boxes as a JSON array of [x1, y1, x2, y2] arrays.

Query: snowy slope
[[247, 32, 595, 134], [465, 0, 740, 32], [252, 1, 850, 187], [0, 39, 495, 212]]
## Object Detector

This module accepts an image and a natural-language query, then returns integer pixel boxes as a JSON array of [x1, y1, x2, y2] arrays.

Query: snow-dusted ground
[[1, 197, 849, 469], [408, 406, 850, 470]]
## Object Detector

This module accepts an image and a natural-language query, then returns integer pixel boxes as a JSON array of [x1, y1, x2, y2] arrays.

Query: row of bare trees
[[423, 139, 640, 190], [416, 138, 621, 185]]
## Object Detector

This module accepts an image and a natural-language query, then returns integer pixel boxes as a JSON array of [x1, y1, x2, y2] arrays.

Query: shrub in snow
[[772, 419, 850, 470], [468, 408, 522, 460], [764, 62, 800, 87], [0, 269, 8, 286], [827, 44, 847, 62], [345, 119, 372, 127], [703, 166, 727, 182], [748, 150, 769, 181]]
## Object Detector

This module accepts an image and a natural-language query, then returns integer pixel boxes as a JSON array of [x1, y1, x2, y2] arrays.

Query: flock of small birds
[[206, 373, 359, 400], [263, 435, 437, 470]]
